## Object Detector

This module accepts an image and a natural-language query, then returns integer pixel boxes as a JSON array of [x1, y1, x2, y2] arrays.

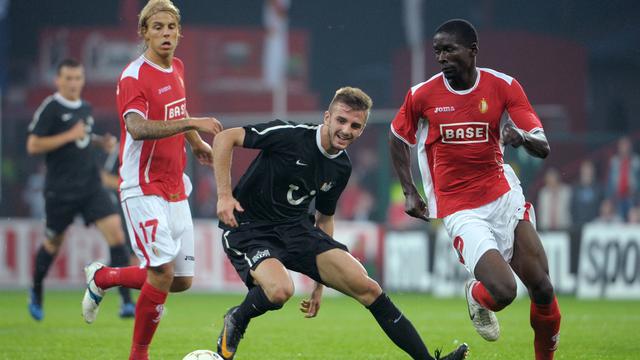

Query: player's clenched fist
[[67, 121, 87, 141], [191, 117, 223, 135], [501, 123, 525, 147]]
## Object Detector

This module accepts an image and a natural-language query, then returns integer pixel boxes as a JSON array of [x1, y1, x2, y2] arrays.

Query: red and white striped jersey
[[391, 67, 543, 218], [116, 55, 191, 202]]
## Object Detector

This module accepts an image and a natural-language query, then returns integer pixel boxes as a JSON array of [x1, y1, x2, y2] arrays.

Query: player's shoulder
[[410, 73, 443, 95], [119, 56, 147, 82], [36, 94, 57, 113], [478, 67, 516, 86], [173, 57, 184, 69], [247, 119, 318, 135]]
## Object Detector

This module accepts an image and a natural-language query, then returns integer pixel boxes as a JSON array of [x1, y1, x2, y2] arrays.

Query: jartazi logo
[[434, 106, 455, 113], [252, 249, 271, 263], [158, 85, 172, 94], [440, 122, 489, 144]]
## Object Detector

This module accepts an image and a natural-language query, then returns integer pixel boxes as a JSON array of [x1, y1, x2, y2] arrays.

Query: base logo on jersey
[[164, 98, 187, 120], [479, 98, 489, 114], [440, 122, 489, 144]]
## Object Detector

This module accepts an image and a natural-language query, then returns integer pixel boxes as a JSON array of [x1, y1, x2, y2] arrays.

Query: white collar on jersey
[[53, 92, 82, 109], [316, 124, 343, 159], [442, 67, 481, 95], [141, 55, 174, 73]]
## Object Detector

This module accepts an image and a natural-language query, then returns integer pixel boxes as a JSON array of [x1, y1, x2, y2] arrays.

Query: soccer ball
[[182, 349, 224, 360]]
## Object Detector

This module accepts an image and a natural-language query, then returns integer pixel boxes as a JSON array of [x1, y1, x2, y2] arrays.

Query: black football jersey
[[232, 120, 352, 226], [28, 93, 101, 200]]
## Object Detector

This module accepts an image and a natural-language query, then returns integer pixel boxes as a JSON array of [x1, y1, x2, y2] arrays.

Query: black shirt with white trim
[[28, 92, 101, 200], [230, 120, 351, 226]]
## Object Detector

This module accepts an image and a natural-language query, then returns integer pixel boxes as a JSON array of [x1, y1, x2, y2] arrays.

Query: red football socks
[[530, 296, 561, 360], [95, 266, 146, 290], [470, 280, 506, 311], [129, 281, 168, 360]]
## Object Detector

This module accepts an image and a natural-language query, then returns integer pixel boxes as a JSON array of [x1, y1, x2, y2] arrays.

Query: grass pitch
[[0, 290, 637, 359]]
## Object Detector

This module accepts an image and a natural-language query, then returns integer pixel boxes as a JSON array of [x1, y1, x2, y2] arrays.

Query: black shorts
[[221, 219, 349, 289], [45, 187, 117, 238]]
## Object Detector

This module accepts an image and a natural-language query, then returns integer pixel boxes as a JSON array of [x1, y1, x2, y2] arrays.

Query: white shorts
[[442, 184, 536, 274], [121, 195, 195, 276]]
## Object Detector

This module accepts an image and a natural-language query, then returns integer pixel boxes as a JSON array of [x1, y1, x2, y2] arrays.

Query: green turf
[[1, 290, 638, 359]]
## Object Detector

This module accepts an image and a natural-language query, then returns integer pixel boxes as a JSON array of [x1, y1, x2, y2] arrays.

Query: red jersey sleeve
[[505, 79, 543, 133], [118, 76, 148, 120], [391, 90, 420, 146]]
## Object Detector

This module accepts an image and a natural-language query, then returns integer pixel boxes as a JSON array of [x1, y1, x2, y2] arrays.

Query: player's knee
[[353, 277, 382, 305], [148, 264, 175, 286], [266, 283, 294, 305], [492, 282, 517, 309], [170, 277, 192, 293], [529, 277, 554, 304]]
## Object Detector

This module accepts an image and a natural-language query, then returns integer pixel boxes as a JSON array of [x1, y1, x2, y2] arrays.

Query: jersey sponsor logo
[[164, 98, 187, 120], [287, 184, 316, 205], [251, 249, 271, 264], [440, 122, 489, 144], [61, 113, 73, 122], [320, 181, 335, 192], [158, 85, 172, 94], [479, 98, 489, 114], [296, 160, 309, 166], [184, 255, 195, 261], [434, 106, 456, 113]]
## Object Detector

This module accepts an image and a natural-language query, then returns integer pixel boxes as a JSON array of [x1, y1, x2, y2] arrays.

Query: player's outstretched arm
[[124, 112, 222, 140], [389, 133, 430, 221], [26, 121, 86, 155], [502, 124, 550, 159], [212, 127, 246, 227]]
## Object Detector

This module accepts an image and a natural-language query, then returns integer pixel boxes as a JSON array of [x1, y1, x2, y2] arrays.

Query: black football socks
[[32, 245, 55, 305], [109, 244, 133, 304], [234, 286, 283, 328], [367, 293, 434, 360]]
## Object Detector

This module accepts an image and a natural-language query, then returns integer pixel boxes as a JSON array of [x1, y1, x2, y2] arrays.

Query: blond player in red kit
[[390, 19, 561, 360], [80, 1, 222, 359]]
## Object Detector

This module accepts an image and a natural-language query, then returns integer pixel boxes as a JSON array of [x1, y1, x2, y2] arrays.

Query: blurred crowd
[[536, 136, 640, 231]]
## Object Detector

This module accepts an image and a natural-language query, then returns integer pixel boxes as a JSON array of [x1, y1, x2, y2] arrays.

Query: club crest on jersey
[[479, 98, 488, 114], [434, 106, 455, 113], [440, 122, 489, 144], [320, 182, 335, 192]]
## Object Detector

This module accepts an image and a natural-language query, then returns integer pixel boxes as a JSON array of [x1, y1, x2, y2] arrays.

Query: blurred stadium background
[[1, 0, 640, 358]]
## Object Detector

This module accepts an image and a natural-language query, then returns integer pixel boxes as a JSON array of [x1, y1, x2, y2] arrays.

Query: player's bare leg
[[217, 259, 290, 360], [95, 214, 136, 317], [466, 249, 517, 341], [510, 221, 561, 360], [317, 249, 468, 360], [29, 234, 65, 321]]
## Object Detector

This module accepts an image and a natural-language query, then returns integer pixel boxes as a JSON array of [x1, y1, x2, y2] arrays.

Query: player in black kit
[[26, 59, 134, 321], [212, 87, 468, 360]]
